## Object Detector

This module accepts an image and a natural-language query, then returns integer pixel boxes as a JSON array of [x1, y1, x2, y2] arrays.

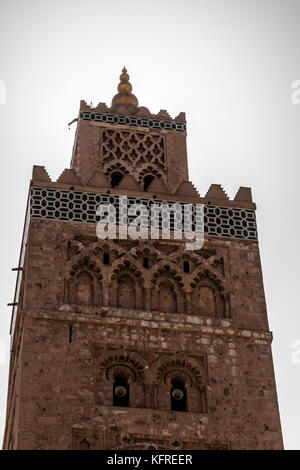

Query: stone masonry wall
[[16, 312, 281, 449], [3, 218, 283, 449]]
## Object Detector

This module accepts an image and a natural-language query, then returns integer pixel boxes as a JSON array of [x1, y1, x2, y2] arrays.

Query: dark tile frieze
[[30, 187, 258, 241]]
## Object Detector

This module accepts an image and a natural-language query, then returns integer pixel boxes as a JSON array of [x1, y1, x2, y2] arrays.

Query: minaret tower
[[3, 68, 283, 450]]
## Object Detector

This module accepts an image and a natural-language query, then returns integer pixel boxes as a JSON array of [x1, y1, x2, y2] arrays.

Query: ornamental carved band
[[31, 187, 257, 241]]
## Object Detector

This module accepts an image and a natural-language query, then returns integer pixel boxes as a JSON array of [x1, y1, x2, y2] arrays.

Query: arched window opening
[[158, 281, 177, 313], [76, 271, 93, 305], [199, 286, 216, 315], [103, 252, 110, 265], [110, 171, 124, 188], [113, 376, 129, 407], [69, 325, 73, 343], [117, 275, 136, 309], [171, 380, 187, 412], [143, 174, 154, 191], [143, 257, 149, 269], [183, 261, 190, 273]]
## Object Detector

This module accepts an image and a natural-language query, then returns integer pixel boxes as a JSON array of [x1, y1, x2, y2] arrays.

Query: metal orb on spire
[[111, 66, 139, 107]]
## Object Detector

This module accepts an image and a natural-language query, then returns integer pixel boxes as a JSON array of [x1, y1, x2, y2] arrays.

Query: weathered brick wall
[[71, 109, 189, 193], [4, 218, 283, 449], [24, 219, 269, 331], [16, 312, 281, 449], [3, 82, 283, 450]]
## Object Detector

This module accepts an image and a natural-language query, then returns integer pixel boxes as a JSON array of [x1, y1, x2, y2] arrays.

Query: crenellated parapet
[[31, 66, 256, 248], [4, 67, 283, 452], [32, 165, 255, 209], [71, 68, 187, 188], [78, 66, 186, 125], [30, 166, 257, 242], [79, 100, 186, 125]]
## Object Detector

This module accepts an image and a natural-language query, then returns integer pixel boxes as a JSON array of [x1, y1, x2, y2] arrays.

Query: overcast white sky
[[0, 0, 300, 449]]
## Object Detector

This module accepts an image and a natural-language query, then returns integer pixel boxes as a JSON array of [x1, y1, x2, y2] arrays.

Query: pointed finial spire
[[111, 66, 139, 107]]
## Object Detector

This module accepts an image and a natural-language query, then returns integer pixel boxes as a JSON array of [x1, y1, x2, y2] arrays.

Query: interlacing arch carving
[[113, 443, 164, 451], [64, 240, 121, 307], [136, 163, 165, 185], [67, 240, 125, 270], [112, 265, 145, 310], [92, 241, 124, 262], [110, 256, 145, 283], [153, 354, 208, 413], [98, 350, 147, 381], [94, 349, 209, 413], [155, 355, 207, 386], [66, 238, 86, 259], [150, 263, 185, 313], [104, 163, 130, 182], [109, 435, 182, 450], [189, 267, 231, 318], [191, 263, 227, 290], [96, 350, 147, 408], [129, 242, 176, 277], [65, 255, 103, 306], [64, 238, 230, 316], [130, 241, 164, 260], [66, 253, 103, 280], [167, 247, 225, 276], [130, 246, 158, 271], [150, 261, 184, 287]]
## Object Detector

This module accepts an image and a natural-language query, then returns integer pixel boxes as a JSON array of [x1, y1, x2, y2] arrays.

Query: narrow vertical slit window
[[113, 376, 129, 407], [103, 252, 110, 265], [171, 381, 187, 412], [69, 325, 73, 343], [110, 171, 124, 188], [183, 261, 190, 273], [143, 174, 154, 191]]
